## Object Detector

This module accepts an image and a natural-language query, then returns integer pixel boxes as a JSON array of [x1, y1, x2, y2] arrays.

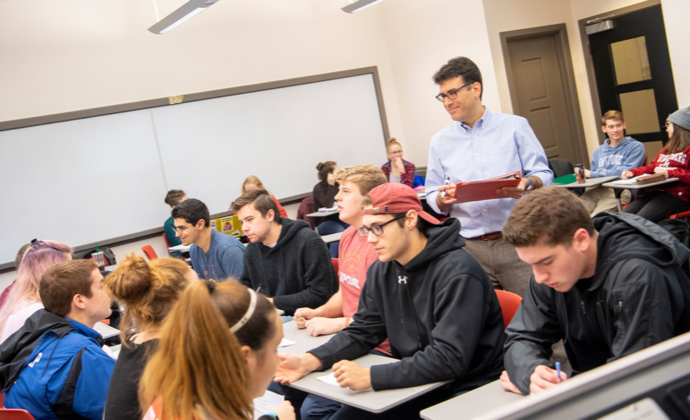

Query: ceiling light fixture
[[342, 0, 384, 14], [148, 0, 221, 34]]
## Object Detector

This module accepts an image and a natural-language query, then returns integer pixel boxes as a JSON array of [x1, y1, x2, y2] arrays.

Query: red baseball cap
[[362, 183, 441, 225]]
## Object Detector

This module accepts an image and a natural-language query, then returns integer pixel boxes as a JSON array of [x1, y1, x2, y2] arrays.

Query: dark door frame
[[578, 0, 662, 145], [501, 23, 588, 166]]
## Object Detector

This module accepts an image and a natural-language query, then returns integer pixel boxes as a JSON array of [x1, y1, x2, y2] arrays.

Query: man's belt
[[472, 231, 503, 241]]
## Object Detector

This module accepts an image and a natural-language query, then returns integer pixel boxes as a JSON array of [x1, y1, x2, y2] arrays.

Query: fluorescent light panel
[[342, 0, 384, 14], [149, 0, 220, 34]]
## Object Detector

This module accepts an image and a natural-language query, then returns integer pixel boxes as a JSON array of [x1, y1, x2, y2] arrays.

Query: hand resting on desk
[[332, 360, 372, 390]]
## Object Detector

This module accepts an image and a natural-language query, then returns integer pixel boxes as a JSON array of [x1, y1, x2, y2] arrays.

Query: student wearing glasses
[[380, 138, 416, 188], [426, 56, 552, 297], [274, 183, 505, 420], [172, 198, 245, 282]]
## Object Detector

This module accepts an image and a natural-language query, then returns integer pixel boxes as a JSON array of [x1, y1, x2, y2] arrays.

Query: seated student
[[163, 189, 187, 247], [139, 280, 294, 420], [104, 255, 198, 420], [0, 259, 116, 419], [380, 138, 415, 188], [0, 243, 31, 310], [500, 187, 690, 396], [0, 240, 72, 344], [579, 110, 646, 216], [172, 198, 245, 281], [293, 164, 389, 420], [313, 161, 348, 258], [274, 183, 505, 420], [242, 175, 289, 218], [231, 190, 338, 317], [622, 106, 690, 222]]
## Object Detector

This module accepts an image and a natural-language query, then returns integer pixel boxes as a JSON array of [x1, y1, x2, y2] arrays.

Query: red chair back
[[162, 232, 172, 255], [0, 408, 36, 419], [331, 258, 339, 275], [495, 290, 522, 328], [141, 245, 158, 261]]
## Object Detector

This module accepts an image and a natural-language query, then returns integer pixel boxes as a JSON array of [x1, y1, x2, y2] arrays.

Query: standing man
[[274, 183, 505, 420], [579, 110, 646, 216], [163, 189, 187, 247], [426, 56, 553, 296], [500, 187, 690, 395], [172, 198, 244, 282], [231, 190, 337, 317]]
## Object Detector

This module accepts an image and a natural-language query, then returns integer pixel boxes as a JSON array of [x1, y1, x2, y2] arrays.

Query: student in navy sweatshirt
[[579, 110, 646, 216]]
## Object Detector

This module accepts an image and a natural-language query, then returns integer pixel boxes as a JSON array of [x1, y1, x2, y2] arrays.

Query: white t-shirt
[[0, 301, 44, 344]]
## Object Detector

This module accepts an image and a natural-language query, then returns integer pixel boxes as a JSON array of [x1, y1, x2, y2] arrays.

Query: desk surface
[[306, 209, 339, 218], [603, 177, 679, 190], [553, 175, 618, 188], [169, 244, 192, 252], [281, 321, 450, 413], [421, 380, 524, 420], [94, 321, 119, 339], [321, 232, 342, 244]]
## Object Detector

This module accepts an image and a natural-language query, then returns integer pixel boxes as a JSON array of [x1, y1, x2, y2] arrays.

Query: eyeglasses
[[435, 82, 472, 102], [173, 224, 193, 233], [359, 214, 406, 237]]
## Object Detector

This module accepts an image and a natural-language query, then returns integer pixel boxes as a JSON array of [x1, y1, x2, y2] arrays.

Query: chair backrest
[[548, 159, 575, 178], [141, 245, 158, 261], [162, 232, 172, 251], [495, 290, 522, 328], [331, 258, 339, 275], [0, 408, 36, 420], [296, 196, 316, 230]]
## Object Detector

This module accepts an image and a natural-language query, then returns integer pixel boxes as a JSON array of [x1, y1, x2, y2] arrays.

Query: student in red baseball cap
[[274, 183, 505, 420]]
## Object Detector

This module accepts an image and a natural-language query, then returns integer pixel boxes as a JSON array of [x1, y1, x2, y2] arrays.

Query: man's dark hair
[[433, 56, 483, 100], [172, 198, 210, 229], [165, 190, 187, 207], [230, 190, 281, 224], [40, 260, 98, 317], [503, 187, 595, 247], [14, 243, 31, 270]]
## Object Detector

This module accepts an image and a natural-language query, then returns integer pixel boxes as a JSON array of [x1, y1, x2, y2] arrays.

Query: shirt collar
[[458, 106, 490, 131], [67, 318, 103, 341]]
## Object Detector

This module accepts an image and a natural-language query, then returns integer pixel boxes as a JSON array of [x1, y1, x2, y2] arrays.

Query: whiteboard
[[0, 72, 387, 265]]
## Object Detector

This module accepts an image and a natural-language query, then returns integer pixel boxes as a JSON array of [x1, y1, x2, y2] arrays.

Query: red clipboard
[[453, 172, 522, 203]]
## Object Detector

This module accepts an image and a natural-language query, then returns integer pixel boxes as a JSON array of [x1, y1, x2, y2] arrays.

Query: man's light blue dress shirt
[[426, 108, 553, 238]]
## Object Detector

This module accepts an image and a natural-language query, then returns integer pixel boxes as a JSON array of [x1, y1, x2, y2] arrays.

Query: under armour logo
[[398, 276, 407, 284]]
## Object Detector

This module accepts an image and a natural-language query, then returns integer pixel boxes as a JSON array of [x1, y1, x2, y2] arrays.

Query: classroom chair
[[331, 258, 339, 275], [141, 245, 158, 261], [162, 232, 172, 255], [495, 290, 522, 328], [0, 407, 36, 419], [296, 196, 316, 230]]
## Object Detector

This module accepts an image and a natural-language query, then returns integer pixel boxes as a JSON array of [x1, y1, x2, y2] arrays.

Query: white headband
[[230, 288, 258, 333]]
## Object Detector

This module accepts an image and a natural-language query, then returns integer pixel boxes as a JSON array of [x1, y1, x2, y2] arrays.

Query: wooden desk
[[553, 175, 618, 189], [603, 177, 679, 211], [281, 321, 450, 413], [421, 380, 523, 420]]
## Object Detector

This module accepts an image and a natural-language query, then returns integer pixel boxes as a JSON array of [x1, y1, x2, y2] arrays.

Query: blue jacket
[[1, 309, 115, 420], [589, 137, 646, 178]]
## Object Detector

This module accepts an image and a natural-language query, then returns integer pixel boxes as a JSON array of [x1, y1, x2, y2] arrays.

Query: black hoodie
[[239, 218, 338, 315], [309, 218, 506, 392], [505, 212, 690, 395]]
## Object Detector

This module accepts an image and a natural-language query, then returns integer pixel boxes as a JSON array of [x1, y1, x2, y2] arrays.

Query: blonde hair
[[240, 175, 267, 195], [0, 240, 72, 334], [105, 254, 190, 346], [334, 165, 388, 196], [386, 138, 402, 153], [139, 280, 277, 420]]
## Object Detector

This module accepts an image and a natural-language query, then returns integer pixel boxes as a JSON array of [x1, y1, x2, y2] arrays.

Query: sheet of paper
[[317, 373, 369, 392], [253, 390, 284, 415], [279, 338, 296, 347]]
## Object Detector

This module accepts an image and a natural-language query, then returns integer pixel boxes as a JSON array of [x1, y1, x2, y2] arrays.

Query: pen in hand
[[556, 362, 562, 383], [440, 177, 451, 198]]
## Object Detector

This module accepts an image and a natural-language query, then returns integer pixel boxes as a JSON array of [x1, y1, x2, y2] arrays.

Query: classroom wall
[[0, 0, 408, 164], [378, 0, 503, 168], [483, 0, 689, 160]]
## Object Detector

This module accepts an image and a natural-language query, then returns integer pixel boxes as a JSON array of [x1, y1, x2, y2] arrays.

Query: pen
[[556, 362, 562, 383], [440, 176, 451, 198]]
